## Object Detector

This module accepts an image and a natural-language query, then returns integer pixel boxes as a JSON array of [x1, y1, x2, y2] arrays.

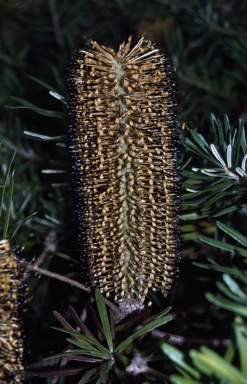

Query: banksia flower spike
[[0, 240, 25, 383], [68, 36, 180, 311]]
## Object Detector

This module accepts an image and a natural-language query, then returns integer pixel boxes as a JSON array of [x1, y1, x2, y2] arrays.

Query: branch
[[152, 329, 229, 348], [21, 259, 119, 313], [22, 260, 91, 293]]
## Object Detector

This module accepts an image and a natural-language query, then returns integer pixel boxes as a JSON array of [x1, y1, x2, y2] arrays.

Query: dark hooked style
[[67, 35, 180, 310]]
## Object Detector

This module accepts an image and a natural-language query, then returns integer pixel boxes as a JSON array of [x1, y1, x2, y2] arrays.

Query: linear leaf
[[100, 360, 111, 384], [170, 376, 202, 384], [77, 334, 110, 355], [217, 221, 247, 248], [8, 96, 64, 118], [28, 75, 58, 92], [224, 340, 235, 364], [202, 190, 235, 212], [95, 289, 113, 353], [234, 316, 247, 376], [24, 130, 66, 141], [10, 211, 37, 239], [216, 281, 245, 303], [199, 235, 247, 257], [161, 343, 200, 379], [66, 340, 109, 359], [212, 205, 238, 217], [191, 346, 247, 384], [45, 351, 102, 363], [78, 367, 98, 384], [115, 315, 172, 353], [194, 263, 247, 284], [69, 306, 96, 339], [114, 366, 129, 383], [0, 150, 15, 221], [206, 293, 247, 317], [211, 113, 224, 146], [3, 170, 14, 238], [232, 122, 244, 167], [52, 326, 109, 354], [222, 274, 247, 300]]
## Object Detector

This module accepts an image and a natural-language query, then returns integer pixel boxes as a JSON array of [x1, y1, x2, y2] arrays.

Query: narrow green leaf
[[211, 113, 224, 146], [115, 315, 172, 353], [28, 75, 57, 92], [182, 170, 212, 180], [114, 353, 129, 366], [239, 119, 247, 151], [216, 282, 242, 302], [0, 150, 15, 221], [161, 343, 200, 379], [66, 339, 109, 359], [10, 211, 37, 239], [224, 340, 235, 364], [200, 180, 232, 194], [99, 360, 111, 384], [201, 190, 235, 212], [206, 292, 247, 317], [190, 131, 211, 153], [9, 96, 38, 108], [182, 194, 207, 206], [146, 306, 172, 324], [234, 316, 247, 376], [212, 205, 238, 217], [114, 366, 129, 383], [194, 263, 247, 285], [232, 121, 244, 167], [191, 346, 247, 384], [66, 334, 98, 351], [52, 326, 109, 355], [78, 367, 98, 384], [199, 235, 247, 257], [223, 114, 231, 141], [222, 274, 247, 300], [3, 170, 14, 239], [170, 376, 201, 384], [95, 289, 113, 353], [8, 96, 64, 118], [183, 137, 216, 165], [66, 337, 101, 352], [217, 221, 247, 248], [155, 306, 172, 319], [24, 130, 66, 141], [44, 350, 102, 362], [7, 104, 64, 118], [216, 281, 245, 303], [180, 212, 203, 221]]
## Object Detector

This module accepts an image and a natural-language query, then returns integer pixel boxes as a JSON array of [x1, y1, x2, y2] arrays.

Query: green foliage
[[0, 144, 37, 240], [162, 342, 247, 384], [0, 147, 16, 238], [182, 114, 247, 218], [37, 290, 172, 383], [200, 221, 247, 257], [167, 114, 247, 383]]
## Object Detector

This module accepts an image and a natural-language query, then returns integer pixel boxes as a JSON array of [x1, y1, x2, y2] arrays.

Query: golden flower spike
[[0, 239, 25, 383], [68, 35, 180, 313]]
